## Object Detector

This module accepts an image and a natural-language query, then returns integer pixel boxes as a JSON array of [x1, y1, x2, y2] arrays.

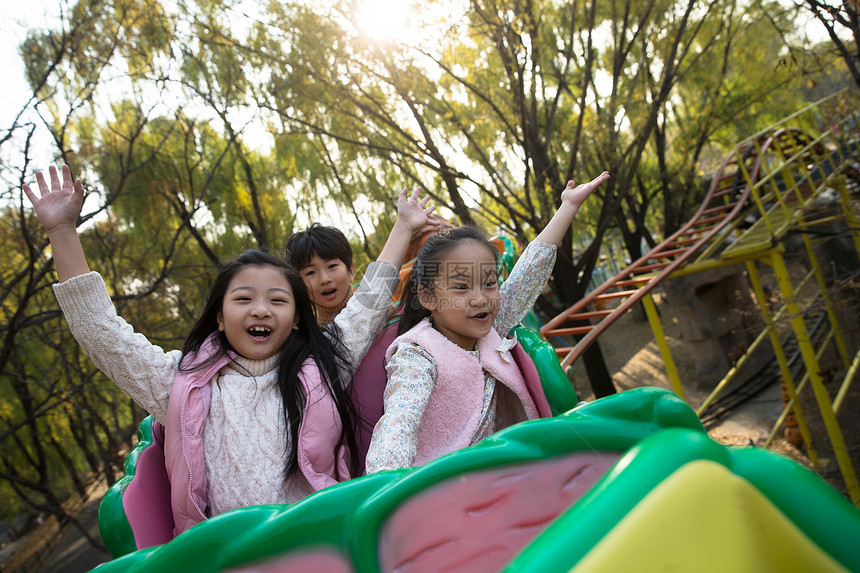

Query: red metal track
[[540, 128, 817, 371]]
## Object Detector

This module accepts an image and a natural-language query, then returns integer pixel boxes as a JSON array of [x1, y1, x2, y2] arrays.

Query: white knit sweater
[[52, 262, 399, 515]]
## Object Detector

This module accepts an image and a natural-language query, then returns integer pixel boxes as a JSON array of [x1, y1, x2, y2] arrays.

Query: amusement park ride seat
[[98, 416, 172, 556]]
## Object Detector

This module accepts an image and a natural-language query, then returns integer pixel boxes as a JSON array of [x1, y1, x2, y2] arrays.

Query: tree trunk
[[552, 239, 616, 397]]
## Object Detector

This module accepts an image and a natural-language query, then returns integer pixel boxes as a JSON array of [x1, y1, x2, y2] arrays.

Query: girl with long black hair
[[23, 165, 435, 536]]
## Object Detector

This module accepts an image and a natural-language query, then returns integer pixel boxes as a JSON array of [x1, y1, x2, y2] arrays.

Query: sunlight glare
[[355, 0, 413, 41]]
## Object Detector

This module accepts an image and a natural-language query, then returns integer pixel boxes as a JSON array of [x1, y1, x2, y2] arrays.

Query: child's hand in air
[[397, 187, 441, 236], [23, 165, 85, 235], [561, 171, 610, 210]]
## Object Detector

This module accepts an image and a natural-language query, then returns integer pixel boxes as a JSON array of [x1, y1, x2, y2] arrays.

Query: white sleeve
[[330, 261, 400, 373], [494, 240, 557, 336], [52, 272, 181, 423]]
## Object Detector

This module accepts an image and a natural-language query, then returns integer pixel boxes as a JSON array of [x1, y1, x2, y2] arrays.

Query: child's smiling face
[[419, 240, 500, 351], [299, 254, 355, 311], [217, 265, 297, 360]]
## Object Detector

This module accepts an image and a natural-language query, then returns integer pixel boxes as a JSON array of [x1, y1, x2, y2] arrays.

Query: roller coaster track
[[541, 132, 760, 369], [541, 90, 860, 374], [540, 88, 860, 504]]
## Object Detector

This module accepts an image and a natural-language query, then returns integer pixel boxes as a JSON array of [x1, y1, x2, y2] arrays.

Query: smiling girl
[[23, 165, 435, 536], [365, 171, 610, 473]]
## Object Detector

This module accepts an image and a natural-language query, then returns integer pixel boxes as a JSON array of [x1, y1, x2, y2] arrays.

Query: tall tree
[[799, 0, 860, 89], [256, 0, 806, 395]]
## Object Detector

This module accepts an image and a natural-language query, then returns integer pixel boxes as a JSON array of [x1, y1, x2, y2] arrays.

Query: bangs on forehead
[[444, 259, 496, 275], [286, 224, 353, 269], [443, 259, 499, 283], [289, 239, 334, 268]]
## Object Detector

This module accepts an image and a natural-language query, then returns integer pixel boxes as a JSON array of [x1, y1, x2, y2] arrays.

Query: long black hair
[[396, 226, 500, 335], [180, 249, 358, 478]]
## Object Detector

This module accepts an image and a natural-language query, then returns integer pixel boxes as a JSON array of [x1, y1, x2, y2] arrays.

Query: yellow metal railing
[[687, 89, 860, 504]]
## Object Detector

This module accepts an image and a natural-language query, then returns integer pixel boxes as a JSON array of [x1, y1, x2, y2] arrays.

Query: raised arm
[[375, 187, 440, 268], [27, 165, 179, 421], [494, 171, 610, 335], [22, 164, 90, 282], [330, 187, 440, 369], [535, 171, 609, 246]]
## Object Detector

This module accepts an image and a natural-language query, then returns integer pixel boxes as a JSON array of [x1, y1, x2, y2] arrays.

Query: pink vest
[[163, 332, 349, 536], [386, 319, 551, 466]]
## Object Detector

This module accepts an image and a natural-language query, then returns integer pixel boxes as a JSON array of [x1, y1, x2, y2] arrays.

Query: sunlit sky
[[0, 0, 835, 169], [0, 1, 58, 129], [0, 0, 459, 231], [1, 0, 833, 127], [0, 0, 425, 127], [355, 0, 414, 38]]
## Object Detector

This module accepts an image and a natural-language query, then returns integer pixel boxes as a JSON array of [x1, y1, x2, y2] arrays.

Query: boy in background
[[287, 217, 443, 472], [286, 223, 356, 325]]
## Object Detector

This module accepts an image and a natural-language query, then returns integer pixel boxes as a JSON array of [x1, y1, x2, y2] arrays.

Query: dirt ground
[[567, 290, 860, 501]]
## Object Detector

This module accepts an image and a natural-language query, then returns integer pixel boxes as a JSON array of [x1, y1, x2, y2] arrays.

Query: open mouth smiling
[[247, 326, 272, 339]]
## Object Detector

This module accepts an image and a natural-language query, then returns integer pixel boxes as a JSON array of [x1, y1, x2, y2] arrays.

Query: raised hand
[[397, 187, 440, 237], [560, 171, 610, 210], [376, 187, 440, 269], [22, 165, 85, 235], [537, 170, 611, 246], [22, 164, 90, 281]]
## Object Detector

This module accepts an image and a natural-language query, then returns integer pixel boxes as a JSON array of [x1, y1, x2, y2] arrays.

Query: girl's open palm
[[397, 186, 440, 235], [23, 165, 85, 234], [561, 171, 610, 209]]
